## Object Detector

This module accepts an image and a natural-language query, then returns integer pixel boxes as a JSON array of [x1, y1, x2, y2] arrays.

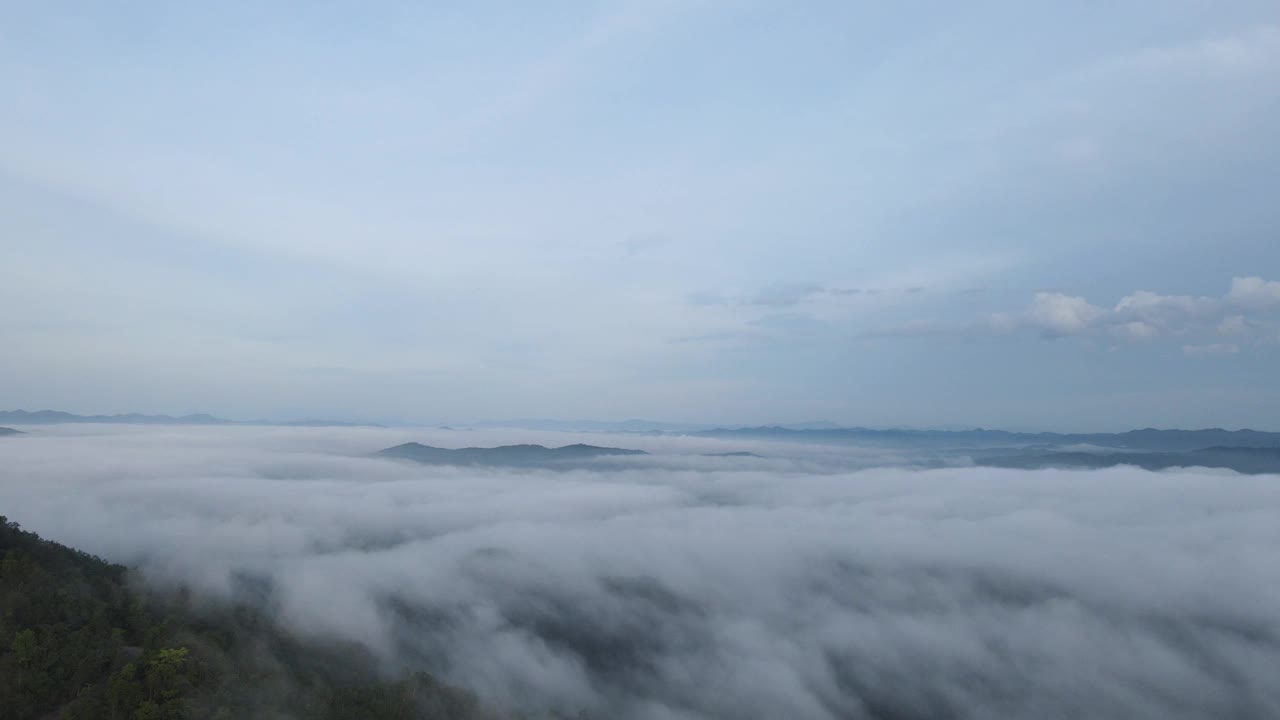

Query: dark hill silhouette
[[377, 442, 648, 468], [693, 426, 1280, 451], [0, 409, 231, 425], [0, 515, 489, 719], [0, 409, 381, 428]]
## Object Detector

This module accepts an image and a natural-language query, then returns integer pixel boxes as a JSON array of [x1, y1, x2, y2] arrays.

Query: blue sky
[[2, 1, 1279, 430]]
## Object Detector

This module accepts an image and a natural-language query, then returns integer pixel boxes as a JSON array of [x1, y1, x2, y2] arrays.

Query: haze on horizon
[[3, 1, 1280, 431]]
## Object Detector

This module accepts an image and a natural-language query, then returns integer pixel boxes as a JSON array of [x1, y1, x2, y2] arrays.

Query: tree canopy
[[0, 515, 493, 720]]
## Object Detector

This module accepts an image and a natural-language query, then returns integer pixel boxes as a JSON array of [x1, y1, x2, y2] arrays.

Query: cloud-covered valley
[[2, 425, 1278, 719]]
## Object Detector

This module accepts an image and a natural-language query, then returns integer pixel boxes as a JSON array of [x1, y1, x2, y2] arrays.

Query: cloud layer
[[2, 425, 1278, 719], [990, 276, 1280, 344]]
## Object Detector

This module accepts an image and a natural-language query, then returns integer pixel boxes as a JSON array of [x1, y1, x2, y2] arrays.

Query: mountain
[[0, 410, 383, 428], [0, 514, 489, 720], [377, 442, 648, 468], [470, 419, 846, 433], [0, 409, 233, 425], [976, 446, 1280, 474], [7, 409, 1278, 452], [281, 419, 387, 428], [691, 426, 1280, 451], [0, 427, 23, 436], [470, 418, 717, 433], [775, 421, 844, 430]]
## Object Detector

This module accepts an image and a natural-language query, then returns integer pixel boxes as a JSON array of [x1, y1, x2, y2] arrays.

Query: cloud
[[920, 276, 1280, 352], [1218, 315, 1250, 336], [1126, 24, 1280, 74], [1102, 278, 1277, 341], [860, 319, 943, 339], [749, 283, 827, 307], [1227, 276, 1280, 310], [1113, 290, 1220, 330], [1111, 321, 1159, 341], [1024, 292, 1107, 336], [2, 426, 1279, 719], [863, 277, 1280, 362], [691, 282, 932, 310], [983, 296, 1098, 338], [1183, 343, 1240, 357], [1012, 288, 1219, 339]]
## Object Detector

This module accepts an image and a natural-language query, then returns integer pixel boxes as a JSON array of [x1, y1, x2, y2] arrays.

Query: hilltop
[[0, 514, 490, 720]]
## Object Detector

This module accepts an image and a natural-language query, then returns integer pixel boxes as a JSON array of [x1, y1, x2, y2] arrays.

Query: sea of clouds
[[2, 424, 1278, 719]]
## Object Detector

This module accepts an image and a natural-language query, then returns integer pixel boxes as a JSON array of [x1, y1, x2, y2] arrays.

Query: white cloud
[[1128, 24, 1280, 74], [1227, 276, 1280, 310], [1182, 343, 1240, 357], [962, 277, 1280, 353], [1112, 321, 1159, 341], [1113, 290, 1219, 331], [1, 426, 1279, 719], [1025, 292, 1106, 336], [1217, 315, 1250, 336], [749, 282, 826, 307]]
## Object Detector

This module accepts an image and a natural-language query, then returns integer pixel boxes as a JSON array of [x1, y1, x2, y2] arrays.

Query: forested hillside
[[0, 515, 492, 720]]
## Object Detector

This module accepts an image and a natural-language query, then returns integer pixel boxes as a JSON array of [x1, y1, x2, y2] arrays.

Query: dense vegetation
[[0, 515, 492, 720]]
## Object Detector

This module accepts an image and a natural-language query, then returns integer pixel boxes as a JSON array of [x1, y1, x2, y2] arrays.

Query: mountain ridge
[[0, 409, 380, 427], [5, 409, 1279, 451], [376, 442, 648, 468], [689, 426, 1280, 451]]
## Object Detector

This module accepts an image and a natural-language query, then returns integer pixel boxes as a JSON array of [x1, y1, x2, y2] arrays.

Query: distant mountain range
[[376, 442, 647, 468], [5, 409, 1280, 459], [977, 446, 1280, 474], [689, 426, 1280, 451], [0, 410, 380, 427], [468, 418, 713, 433], [468, 419, 848, 433], [0, 409, 230, 425], [8, 412, 1279, 474]]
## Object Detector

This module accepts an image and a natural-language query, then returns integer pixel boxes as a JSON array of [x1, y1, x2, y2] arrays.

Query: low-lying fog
[[2, 425, 1278, 719]]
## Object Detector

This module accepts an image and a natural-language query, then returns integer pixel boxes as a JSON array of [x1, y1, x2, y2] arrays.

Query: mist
[[2, 425, 1278, 719]]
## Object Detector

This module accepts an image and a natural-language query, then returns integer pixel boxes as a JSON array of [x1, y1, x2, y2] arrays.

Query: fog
[[2, 425, 1278, 719]]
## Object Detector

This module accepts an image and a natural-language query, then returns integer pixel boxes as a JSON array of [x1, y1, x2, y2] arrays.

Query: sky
[[2, 1, 1279, 430]]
